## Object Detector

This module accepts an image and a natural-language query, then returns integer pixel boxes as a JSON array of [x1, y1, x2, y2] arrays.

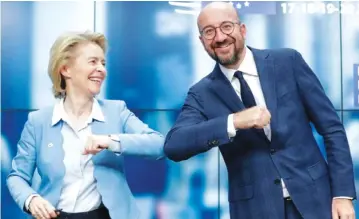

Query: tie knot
[[234, 71, 244, 80]]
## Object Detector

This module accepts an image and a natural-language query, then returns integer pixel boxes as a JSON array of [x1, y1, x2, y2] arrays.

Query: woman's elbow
[[151, 134, 166, 160]]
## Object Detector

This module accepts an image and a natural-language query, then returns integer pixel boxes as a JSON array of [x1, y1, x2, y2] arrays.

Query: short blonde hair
[[48, 31, 107, 98]]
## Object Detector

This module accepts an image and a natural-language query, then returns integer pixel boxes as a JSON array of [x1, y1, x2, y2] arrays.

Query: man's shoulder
[[251, 47, 299, 59], [188, 73, 213, 94]]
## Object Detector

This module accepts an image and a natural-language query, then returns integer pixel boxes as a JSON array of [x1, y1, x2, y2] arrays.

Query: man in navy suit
[[164, 2, 356, 219]]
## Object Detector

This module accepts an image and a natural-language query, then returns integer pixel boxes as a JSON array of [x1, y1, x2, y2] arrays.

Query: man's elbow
[[163, 139, 190, 162], [164, 147, 184, 162], [163, 127, 199, 162]]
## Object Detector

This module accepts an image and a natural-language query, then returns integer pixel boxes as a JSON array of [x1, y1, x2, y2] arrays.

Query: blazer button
[[270, 148, 276, 154], [274, 179, 281, 185]]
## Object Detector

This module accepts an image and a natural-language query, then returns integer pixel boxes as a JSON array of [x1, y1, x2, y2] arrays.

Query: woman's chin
[[88, 89, 101, 97]]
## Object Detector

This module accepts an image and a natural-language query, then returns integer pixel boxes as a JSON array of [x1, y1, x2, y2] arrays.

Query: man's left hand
[[332, 198, 355, 219], [83, 135, 110, 155]]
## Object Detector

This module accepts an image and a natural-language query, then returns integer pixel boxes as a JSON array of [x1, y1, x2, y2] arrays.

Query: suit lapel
[[208, 49, 278, 143], [251, 48, 277, 140], [209, 63, 245, 113]]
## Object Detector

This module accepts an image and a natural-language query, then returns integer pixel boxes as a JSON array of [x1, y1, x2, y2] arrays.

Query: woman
[[7, 31, 165, 219]]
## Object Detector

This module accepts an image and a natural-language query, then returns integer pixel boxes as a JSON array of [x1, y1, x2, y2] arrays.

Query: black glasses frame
[[200, 21, 241, 40]]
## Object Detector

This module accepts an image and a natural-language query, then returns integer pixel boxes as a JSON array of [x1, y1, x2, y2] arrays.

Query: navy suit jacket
[[164, 47, 356, 219]]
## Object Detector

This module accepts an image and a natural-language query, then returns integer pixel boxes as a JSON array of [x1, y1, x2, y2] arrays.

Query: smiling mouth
[[89, 78, 102, 84], [215, 43, 233, 49]]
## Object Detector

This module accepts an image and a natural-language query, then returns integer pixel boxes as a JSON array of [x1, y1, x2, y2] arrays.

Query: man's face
[[198, 7, 246, 67]]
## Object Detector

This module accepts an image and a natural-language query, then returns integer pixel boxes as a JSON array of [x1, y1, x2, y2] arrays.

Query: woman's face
[[61, 42, 106, 97]]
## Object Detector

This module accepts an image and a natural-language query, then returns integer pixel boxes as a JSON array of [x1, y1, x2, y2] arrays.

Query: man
[[164, 2, 356, 219]]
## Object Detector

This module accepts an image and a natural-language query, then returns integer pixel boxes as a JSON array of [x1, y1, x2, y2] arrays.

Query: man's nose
[[213, 28, 227, 42]]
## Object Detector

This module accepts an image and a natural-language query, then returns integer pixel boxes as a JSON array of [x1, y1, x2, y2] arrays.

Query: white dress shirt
[[25, 98, 121, 212], [221, 46, 290, 198]]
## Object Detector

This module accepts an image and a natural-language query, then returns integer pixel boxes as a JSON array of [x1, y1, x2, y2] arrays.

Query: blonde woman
[[7, 31, 165, 219]]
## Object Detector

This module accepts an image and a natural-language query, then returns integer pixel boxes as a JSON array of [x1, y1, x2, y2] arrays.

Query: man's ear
[[199, 35, 205, 47], [240, 23, 247, 40]]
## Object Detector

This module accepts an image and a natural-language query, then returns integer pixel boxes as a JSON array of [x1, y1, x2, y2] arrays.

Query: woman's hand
[[83, 135, 110, 155], [29, 196, 59, 219]]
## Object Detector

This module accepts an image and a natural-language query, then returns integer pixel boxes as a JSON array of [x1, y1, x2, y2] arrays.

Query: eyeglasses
[[200, 21, 241, 40]]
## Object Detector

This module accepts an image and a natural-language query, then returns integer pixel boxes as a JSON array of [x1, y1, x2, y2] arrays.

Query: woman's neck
[[63, 92, 93, 119]]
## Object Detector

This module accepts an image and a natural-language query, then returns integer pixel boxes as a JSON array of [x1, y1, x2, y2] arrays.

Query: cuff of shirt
[[227, 114, 237, 138], [108, 135, 122, 153], [25, 194, 39, 211], [333, 196, 353, 200]]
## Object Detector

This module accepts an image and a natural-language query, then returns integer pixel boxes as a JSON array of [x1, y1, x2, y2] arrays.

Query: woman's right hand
[[29, 196, 59, 219]]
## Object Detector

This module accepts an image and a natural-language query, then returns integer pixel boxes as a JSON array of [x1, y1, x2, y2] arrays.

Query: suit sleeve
[[115, 102, 165, 160], [6, 112, 38, 213], [164, 89, 232, 162], [292, 50, 356, 198]]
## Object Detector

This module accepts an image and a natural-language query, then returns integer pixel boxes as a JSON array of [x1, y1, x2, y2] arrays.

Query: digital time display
[[281, 2, 359, 14]]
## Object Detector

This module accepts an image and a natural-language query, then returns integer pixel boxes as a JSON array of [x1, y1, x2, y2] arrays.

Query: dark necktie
[[234, 71, 268, 140], [234, 71, 256, 108]]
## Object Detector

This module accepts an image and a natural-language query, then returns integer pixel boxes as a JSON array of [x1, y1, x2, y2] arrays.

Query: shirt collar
[[219, 46, 258, 82], [51, 98, 105, 126]]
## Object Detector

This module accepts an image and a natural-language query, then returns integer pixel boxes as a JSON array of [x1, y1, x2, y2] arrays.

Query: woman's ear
[[60, 65, 71, 78]]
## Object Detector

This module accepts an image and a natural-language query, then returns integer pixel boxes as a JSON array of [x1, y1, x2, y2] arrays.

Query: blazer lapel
[[91, 119, 109, 135], [46, 117, 108, 168], [46, 121, 65, 174], [251, 48, 278, 140], [209, 63, 245, 113], [42, 120, 66, 205], [91, 119, 111, 165]]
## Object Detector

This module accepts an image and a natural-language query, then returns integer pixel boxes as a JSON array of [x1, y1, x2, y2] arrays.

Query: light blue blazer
[[7, 99, 165, 219]]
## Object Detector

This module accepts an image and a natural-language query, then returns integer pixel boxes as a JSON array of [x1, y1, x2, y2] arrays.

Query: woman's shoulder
[[96, 99, 128, 110], [27, 106, 54, 125]]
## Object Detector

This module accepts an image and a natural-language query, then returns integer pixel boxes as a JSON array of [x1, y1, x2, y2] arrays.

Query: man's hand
[[29, 196, 58, 219], [233, 106, 271, 130], [83, 135, 110, 155], [332, 198, 355, 219]]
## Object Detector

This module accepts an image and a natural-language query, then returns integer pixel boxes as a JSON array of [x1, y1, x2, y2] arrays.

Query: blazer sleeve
[[115, 102, 165, 160], [292, 50, 356, 198], [164, 89, 232, 162], [6, 112, 38, 212]]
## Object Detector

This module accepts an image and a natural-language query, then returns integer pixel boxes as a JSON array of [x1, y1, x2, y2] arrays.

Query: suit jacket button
[[270, 148, 276, 154], [212, 140, 219, 145], [274, 179, 281, 185]]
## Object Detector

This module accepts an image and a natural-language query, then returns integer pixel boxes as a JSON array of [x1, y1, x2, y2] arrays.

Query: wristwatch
[[108, 134, 122, 153], [108, 134, 120, 142]]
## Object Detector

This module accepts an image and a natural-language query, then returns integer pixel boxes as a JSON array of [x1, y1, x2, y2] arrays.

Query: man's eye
[[205, 29, 214, 35]]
